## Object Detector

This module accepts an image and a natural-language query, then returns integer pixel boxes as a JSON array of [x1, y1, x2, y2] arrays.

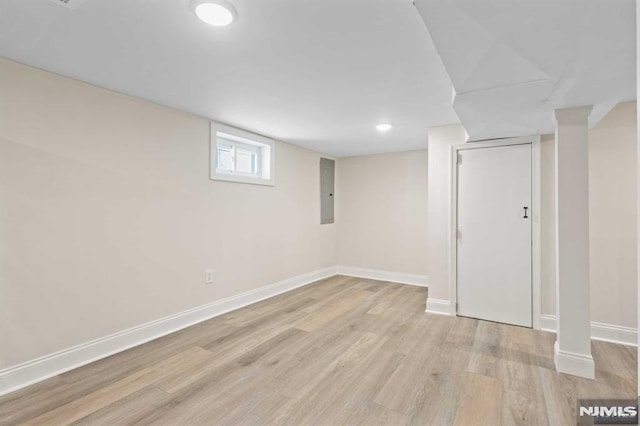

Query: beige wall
[[1, 57, 636, 371], [541, 101, 637, 328], [336, 150, 428, 275], [426, 125, 467, 301], [540, 133, 557, 319], [0, 59, 337, 369]]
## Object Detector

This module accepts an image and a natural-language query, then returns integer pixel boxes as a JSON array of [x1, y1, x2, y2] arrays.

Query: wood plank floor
[[1, 275, 636, 425]]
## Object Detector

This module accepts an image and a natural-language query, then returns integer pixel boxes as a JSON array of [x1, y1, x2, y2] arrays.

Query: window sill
[[210, 173, 275, 187]]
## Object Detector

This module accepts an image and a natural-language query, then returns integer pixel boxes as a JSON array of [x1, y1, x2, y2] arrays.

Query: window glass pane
[[217, 146, 233, 171], [235, 148, 257, 174], [212, 131, 271, 184]]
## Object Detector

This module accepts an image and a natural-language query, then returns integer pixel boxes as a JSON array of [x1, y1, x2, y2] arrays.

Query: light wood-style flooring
[[0, 275, 636, 425]]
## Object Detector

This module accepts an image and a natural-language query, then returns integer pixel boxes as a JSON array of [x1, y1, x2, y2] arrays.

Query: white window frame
[[210, 123, 275, 186]]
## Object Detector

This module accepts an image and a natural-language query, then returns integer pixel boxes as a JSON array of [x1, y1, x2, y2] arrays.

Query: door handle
[[523, 206, 529, 219]]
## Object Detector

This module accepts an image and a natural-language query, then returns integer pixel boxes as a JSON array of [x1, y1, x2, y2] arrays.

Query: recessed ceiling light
[[376, 123, 392, 132], [192, 0, 237, 26]]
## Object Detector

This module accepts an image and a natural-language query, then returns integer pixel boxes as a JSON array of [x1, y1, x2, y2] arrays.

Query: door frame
[[449, 136, 542, 329]]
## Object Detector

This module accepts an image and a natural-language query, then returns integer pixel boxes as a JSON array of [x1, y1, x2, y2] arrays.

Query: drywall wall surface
[[540, 133, 557, 320], [336, 150, 428, 274], [0, 58, 337, 369], [426, 125, 467, 301]]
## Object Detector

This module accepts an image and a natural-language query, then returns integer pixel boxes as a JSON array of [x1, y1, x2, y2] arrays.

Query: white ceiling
[[415, 0, 636, 141], [0, 0, 459, 157], [0, 1, 635, 154]]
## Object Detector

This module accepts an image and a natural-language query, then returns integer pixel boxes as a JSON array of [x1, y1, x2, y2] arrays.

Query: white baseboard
[[0, 266, 338, 397], [541, 314, 637, 347], [554, 341, 595, 379], [425, 298, 452, 316], [336, 266, 428, 287]]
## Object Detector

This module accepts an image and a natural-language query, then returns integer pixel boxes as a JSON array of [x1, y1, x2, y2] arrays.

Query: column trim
[[554, 341, 595, 379], [554, 106, 593, 124]]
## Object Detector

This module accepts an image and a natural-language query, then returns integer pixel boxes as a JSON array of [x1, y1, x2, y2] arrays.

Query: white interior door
[[456, 144, 532, 327]]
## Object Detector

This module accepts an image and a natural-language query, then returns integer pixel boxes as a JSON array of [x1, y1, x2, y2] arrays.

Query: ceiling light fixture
[[192, 0, 237, 26], [376, 123, 392, 132]]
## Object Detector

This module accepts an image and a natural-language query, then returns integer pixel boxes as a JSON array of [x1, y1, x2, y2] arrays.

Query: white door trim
[[449, 136, 542, 329]]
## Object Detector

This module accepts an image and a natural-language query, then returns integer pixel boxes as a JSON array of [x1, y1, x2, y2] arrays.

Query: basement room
[[0, 0, 638, 424]]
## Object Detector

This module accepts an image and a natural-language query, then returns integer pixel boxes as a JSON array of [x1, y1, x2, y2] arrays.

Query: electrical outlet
[[205, 269, 215, 284]]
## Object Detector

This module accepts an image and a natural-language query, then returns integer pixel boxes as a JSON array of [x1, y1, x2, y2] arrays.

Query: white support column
[[553, 106, 595, 379]]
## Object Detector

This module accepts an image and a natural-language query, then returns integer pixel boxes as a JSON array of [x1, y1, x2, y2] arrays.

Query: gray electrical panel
[[320, 158, 335, 224]]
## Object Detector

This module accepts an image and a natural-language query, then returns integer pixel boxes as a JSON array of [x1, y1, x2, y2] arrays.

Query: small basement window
[[210, 124, 274, 186]]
